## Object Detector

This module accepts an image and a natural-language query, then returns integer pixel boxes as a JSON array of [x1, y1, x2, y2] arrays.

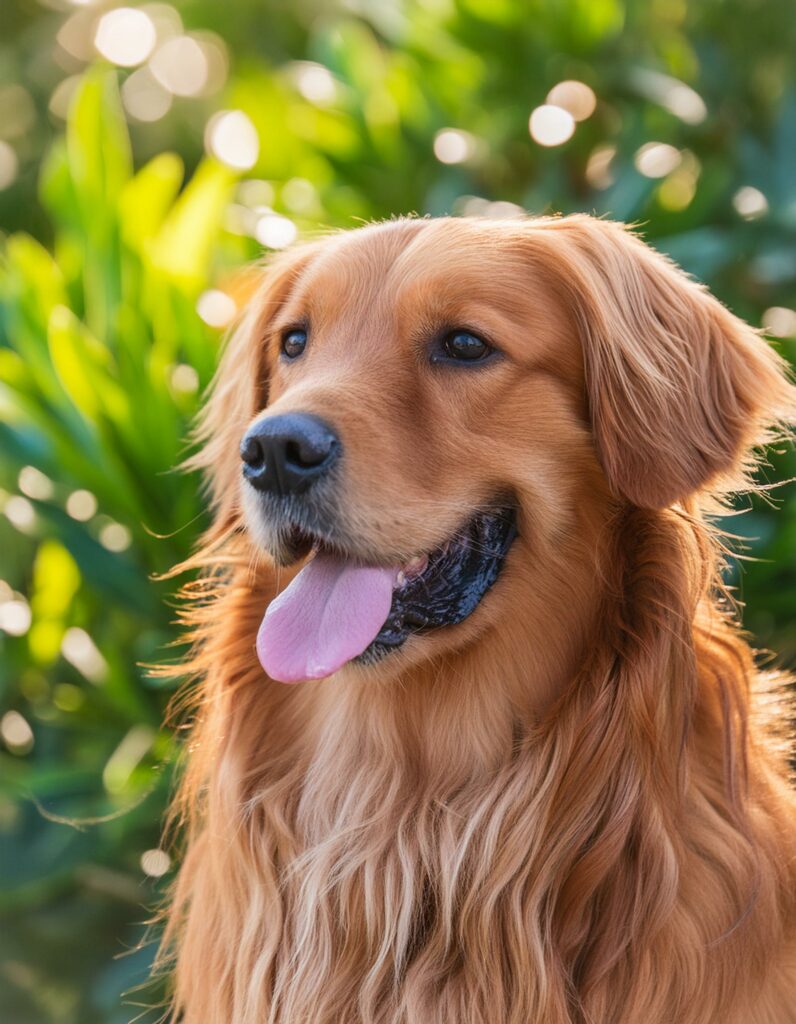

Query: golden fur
[[159, 215, 796, 1023]]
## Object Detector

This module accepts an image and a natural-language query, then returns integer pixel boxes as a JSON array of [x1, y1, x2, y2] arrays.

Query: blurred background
[[1, 0, 795, 1020]]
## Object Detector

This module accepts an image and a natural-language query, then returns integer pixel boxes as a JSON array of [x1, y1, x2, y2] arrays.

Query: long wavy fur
[[155, 216, 796, 1024]]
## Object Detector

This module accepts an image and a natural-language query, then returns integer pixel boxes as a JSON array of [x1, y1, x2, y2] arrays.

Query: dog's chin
[[241, 485, 334, 567], [243, 483, 518, 671]]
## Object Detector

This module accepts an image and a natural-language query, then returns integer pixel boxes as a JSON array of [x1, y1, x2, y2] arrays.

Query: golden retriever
[[160, 215, 796, 1023]]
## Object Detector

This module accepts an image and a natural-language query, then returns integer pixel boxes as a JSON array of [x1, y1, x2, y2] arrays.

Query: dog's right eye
[[281, 329, 308, 359], [434, 329, 495, 365]]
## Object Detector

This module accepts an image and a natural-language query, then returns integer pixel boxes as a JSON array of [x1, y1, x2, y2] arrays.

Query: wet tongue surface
[[257, 552, 397, 683]]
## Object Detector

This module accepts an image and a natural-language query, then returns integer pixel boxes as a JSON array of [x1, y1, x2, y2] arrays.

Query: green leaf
[[39, 140, 81, 235], [28, 541, 82, 666], [119, 153, 185, 252], [149, 158, 235, 289], [66, 68, 132, 217], [47, 306, 129, 423], [65, 68, 132, 340]]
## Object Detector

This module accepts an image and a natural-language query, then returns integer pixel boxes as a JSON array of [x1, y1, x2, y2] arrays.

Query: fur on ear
[[185, 243, 321, 528], [532, 216, 796, 509]]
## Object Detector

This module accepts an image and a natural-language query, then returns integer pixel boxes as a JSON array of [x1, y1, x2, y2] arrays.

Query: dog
[[160, 215, 796, 1023]]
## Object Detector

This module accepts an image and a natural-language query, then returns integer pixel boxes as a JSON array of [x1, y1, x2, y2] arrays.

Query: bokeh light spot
[[634, 142, 681, 178], [99, 522, 132, 552], [282, 177, 317, 214], [630, 69, 707, 126], [49, 77, 82, 121], [238, 179, 275, 208], [206, 110, 259, 171], [488, 200, 525, 218], [103, 725, 154, 793], [223, 204, 251, 235], [733, 186, 768, 220], [140, 2, 183, 42], [255, 213, 298, 249], [529, 105, 575, 147], [122, 68, 172, 122], [762, 307, 796, 338], [170, 363, 200, 393], [18, 466, 53, 501], [1, 711, 34, 755], [62, 627, 108, 684], [0, 599, 32, 637], [453, 196, 526, 218], [585, 144, 617, 190], [149, 36, 208, 96], [141, 848, 171, 876], [0, 142, 19, 191], [66, 489, 98, 521], [657, 150, 700, 211], [196, 290, 236, 329], [292, 62, 337, 105], [546, 81, 596, 121], [3, 495, 36, 533], [663, 83, 707, 125], [192, 33, 229, 95], [94, 7, 157, 67], [57, 11, 96, 62], [433, 129, 476, 165], [455, 195, 490, 217]]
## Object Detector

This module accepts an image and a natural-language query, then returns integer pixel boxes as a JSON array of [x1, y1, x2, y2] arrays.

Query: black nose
[[240, 413, 341, 496]]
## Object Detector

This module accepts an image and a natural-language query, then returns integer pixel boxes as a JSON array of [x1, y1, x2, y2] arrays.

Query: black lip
[[356, 505, 518, 665]]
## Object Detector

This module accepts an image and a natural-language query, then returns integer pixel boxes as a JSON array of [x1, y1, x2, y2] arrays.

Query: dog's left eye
[[440, 330, 492, 363], [281, 329, 308, 359]]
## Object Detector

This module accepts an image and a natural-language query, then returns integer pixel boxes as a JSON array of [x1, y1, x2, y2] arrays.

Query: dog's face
[[200, 216, 789, 684]]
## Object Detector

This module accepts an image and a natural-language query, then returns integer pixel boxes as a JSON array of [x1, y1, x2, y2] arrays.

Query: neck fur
[[161, 504, 795, 1024]]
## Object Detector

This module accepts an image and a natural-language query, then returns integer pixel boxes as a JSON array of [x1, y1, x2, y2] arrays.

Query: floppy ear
[[187, 242, 320, 526], [539, 216, 795, 508]]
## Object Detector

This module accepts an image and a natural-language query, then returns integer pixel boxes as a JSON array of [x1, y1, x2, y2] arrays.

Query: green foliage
[[0, 2, 795, 1021], [0, 66, 243, 1022]]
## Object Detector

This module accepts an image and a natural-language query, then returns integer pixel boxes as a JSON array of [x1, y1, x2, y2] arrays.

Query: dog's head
[[195, 216, 793, 684]]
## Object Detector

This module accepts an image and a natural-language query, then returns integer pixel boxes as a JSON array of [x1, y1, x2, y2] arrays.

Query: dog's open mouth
[[256, 505, 517, 683]]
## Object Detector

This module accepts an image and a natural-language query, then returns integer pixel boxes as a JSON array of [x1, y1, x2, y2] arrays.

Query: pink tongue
[[257, 553, 397, 683]]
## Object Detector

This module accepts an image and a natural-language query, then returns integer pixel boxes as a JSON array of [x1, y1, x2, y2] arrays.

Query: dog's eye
[[281, 329, 307, 359], [441, 330, 492, 363]]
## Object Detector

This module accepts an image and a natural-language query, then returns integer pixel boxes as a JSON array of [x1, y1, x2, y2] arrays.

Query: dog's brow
[[270, 310, 307, 335]]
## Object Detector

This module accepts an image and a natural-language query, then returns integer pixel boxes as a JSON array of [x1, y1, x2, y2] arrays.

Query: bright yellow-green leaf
[[4, 234, 67, 316], [570, 0, 625, 41], [39, 139, 78, 228], [458, 0, 517, 24], [48, 305, 129, 422], [120, 153, 185, 251], [48, 306, 102, 419], [292, 105, 362, 159], [67, 67, 132, 215], [29, 541, 81, 665], [149, 158, 234, 289], [28, 621, 67, 666], [63, 69, 131, 339], [0, 349, 32, 389]]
